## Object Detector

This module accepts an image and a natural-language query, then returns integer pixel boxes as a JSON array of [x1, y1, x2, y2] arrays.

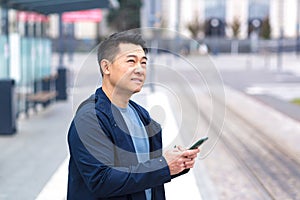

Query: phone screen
[[189, 137, 208, 149]]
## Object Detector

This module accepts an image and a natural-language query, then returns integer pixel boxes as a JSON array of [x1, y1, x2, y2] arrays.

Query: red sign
[[62, 9, 102, 23], [17, 11, 48, 22]]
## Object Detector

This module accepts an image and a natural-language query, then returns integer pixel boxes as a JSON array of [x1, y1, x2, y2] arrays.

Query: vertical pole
[[175, 0, 181, 53], [37, 17, 42, 79], [149, 0, 156, 93], [2, 6, 9, 35], [58, 13, 64, 68], [56, 13, 67, 100], [1, 6, 9, 77], [277, 0, 284, 72], [296, 0, 300, 56], [68, 23, 74, 63], [175, 0, 180, 33]]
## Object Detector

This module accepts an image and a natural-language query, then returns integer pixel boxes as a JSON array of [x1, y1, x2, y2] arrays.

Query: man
[[67, 31, 200, 200]]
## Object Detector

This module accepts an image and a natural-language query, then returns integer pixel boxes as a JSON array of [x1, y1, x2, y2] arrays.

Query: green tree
[[107, 0, 142, 31], [231, 16, 241, 38], [186, 16, 203, 39], [260, 16, 271, 39], [230, 16, 241, 54]]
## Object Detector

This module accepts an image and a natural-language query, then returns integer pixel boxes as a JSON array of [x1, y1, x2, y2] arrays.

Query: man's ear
[[100, 59, 110, 75]]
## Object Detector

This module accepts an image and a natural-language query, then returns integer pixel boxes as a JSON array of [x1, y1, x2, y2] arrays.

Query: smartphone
[[189, 137, 208, 149]]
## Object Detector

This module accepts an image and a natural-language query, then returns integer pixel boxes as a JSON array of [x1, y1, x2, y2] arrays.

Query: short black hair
[[97, 31, 148, 76]]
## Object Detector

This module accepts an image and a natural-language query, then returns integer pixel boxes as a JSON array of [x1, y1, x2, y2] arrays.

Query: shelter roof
[[1, 0, 118, 14]]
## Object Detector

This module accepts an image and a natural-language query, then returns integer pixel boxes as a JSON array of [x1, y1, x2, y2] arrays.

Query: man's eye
[[141, 62, 147, 65], [127, 60, 135, 63]]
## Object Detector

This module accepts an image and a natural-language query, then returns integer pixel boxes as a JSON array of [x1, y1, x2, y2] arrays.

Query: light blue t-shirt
[[118, 104, 152, 200]]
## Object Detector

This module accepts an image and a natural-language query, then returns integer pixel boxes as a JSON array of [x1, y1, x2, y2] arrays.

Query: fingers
[[175, 148, 200, 163], [165, 146, 201, 175], [173, 145, 186, 153], [184, 159, 196, 168], [182, 149, 200, 157], [175, 157, 194, 169], [170, 158, 187, 174], [176, 145, 186, 152], [179, 157, 197, 169], [185, 153, 197, 159], [181, 149, 200, 169]]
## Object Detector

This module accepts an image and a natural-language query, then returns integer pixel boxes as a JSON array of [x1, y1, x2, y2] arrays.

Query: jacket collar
[[94, 87, 151, 126]]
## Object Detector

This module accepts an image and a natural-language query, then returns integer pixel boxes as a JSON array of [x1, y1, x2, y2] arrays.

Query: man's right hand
[[164, 146, 200, 175]]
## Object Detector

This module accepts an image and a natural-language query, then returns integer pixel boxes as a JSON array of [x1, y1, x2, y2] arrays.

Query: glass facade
[[204, 0, 226, 37], [19, 37, 51, 85], [0, 6, 9, 78], [248, 0, 270, 37], [17, 37, 52, 113], [0, 35, 9, 78], [204, 0, 226, 20], [248, 0, 270, 19], [0, 6, 53, 114]]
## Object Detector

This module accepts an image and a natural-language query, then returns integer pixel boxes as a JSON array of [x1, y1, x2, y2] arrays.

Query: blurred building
[[141, 0, 300, 39], [0, 1, 113, 120], [0, 8, 102, 117], [48, 9, 111, 40]]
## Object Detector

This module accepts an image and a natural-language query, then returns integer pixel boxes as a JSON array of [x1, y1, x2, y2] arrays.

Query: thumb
[[176, 145, 186, 152]]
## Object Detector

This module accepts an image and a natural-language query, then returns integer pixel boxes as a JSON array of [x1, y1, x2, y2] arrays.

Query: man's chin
[[132, 85, 144, 94], [133, 88, 142, 94]]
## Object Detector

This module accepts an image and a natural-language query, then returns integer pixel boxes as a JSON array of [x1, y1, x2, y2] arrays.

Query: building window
[[204, 0, 226, 20], [249, 0, 269, 19], [248, 0, 270, 36], [204, 0, 226, 37]]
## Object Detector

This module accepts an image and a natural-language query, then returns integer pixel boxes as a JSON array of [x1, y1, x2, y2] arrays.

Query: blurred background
[[0, 0, 299, 118], [0, 0, 300, 200]]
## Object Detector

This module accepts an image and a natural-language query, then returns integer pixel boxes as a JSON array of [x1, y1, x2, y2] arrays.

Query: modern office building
[[141, 0, 300, 39]]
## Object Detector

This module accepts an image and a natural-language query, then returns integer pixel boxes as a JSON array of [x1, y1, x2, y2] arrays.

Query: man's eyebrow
[[126, 54, 148, 60]]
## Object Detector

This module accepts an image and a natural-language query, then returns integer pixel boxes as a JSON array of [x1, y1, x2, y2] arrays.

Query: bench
[[25, 74, 58, 115], [26, 91, 57, 103], [25, 91, 57, 114]]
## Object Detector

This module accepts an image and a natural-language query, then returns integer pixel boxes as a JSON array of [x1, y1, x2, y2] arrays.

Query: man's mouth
[[131, 78, 143, 83]]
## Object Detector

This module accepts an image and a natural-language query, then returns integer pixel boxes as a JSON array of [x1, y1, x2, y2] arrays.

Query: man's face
[[108, 43, 147, 95]]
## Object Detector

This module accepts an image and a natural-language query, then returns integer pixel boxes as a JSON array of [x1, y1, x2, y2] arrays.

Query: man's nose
[[134, 63, 145, 74]]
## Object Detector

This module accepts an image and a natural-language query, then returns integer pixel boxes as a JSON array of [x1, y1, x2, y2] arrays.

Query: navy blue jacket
[[67, 88, 175, 200]]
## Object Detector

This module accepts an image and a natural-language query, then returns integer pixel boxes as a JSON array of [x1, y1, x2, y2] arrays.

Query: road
[[150, 53, 300, 199]]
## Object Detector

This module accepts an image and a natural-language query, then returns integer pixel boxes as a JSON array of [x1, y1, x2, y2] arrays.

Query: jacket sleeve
[[68, 105, 171, 198], [171, 169, 190, 179]]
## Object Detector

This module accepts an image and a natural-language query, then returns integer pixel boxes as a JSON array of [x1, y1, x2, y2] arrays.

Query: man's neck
[[102, 85, 131, 108]]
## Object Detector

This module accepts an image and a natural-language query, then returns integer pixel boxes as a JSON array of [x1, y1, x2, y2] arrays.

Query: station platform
[[0, 52, 299, 199]]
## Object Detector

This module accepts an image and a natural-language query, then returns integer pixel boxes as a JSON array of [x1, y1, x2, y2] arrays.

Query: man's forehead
[[118, 43, 146, 56]]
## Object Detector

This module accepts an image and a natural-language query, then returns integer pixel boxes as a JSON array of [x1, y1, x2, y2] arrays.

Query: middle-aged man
[[67, 31, 201, 200]]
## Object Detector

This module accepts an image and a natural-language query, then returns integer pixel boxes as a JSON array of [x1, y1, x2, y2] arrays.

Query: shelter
[[0, 0, 118, 134]]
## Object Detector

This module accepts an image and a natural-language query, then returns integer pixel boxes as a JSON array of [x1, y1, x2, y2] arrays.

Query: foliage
[[291, 98, 300, 106], [107, 0, 142, 31], [186, 16, 203, 39], [231, 16, 241, 38], [260, 16, 271, 39]]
